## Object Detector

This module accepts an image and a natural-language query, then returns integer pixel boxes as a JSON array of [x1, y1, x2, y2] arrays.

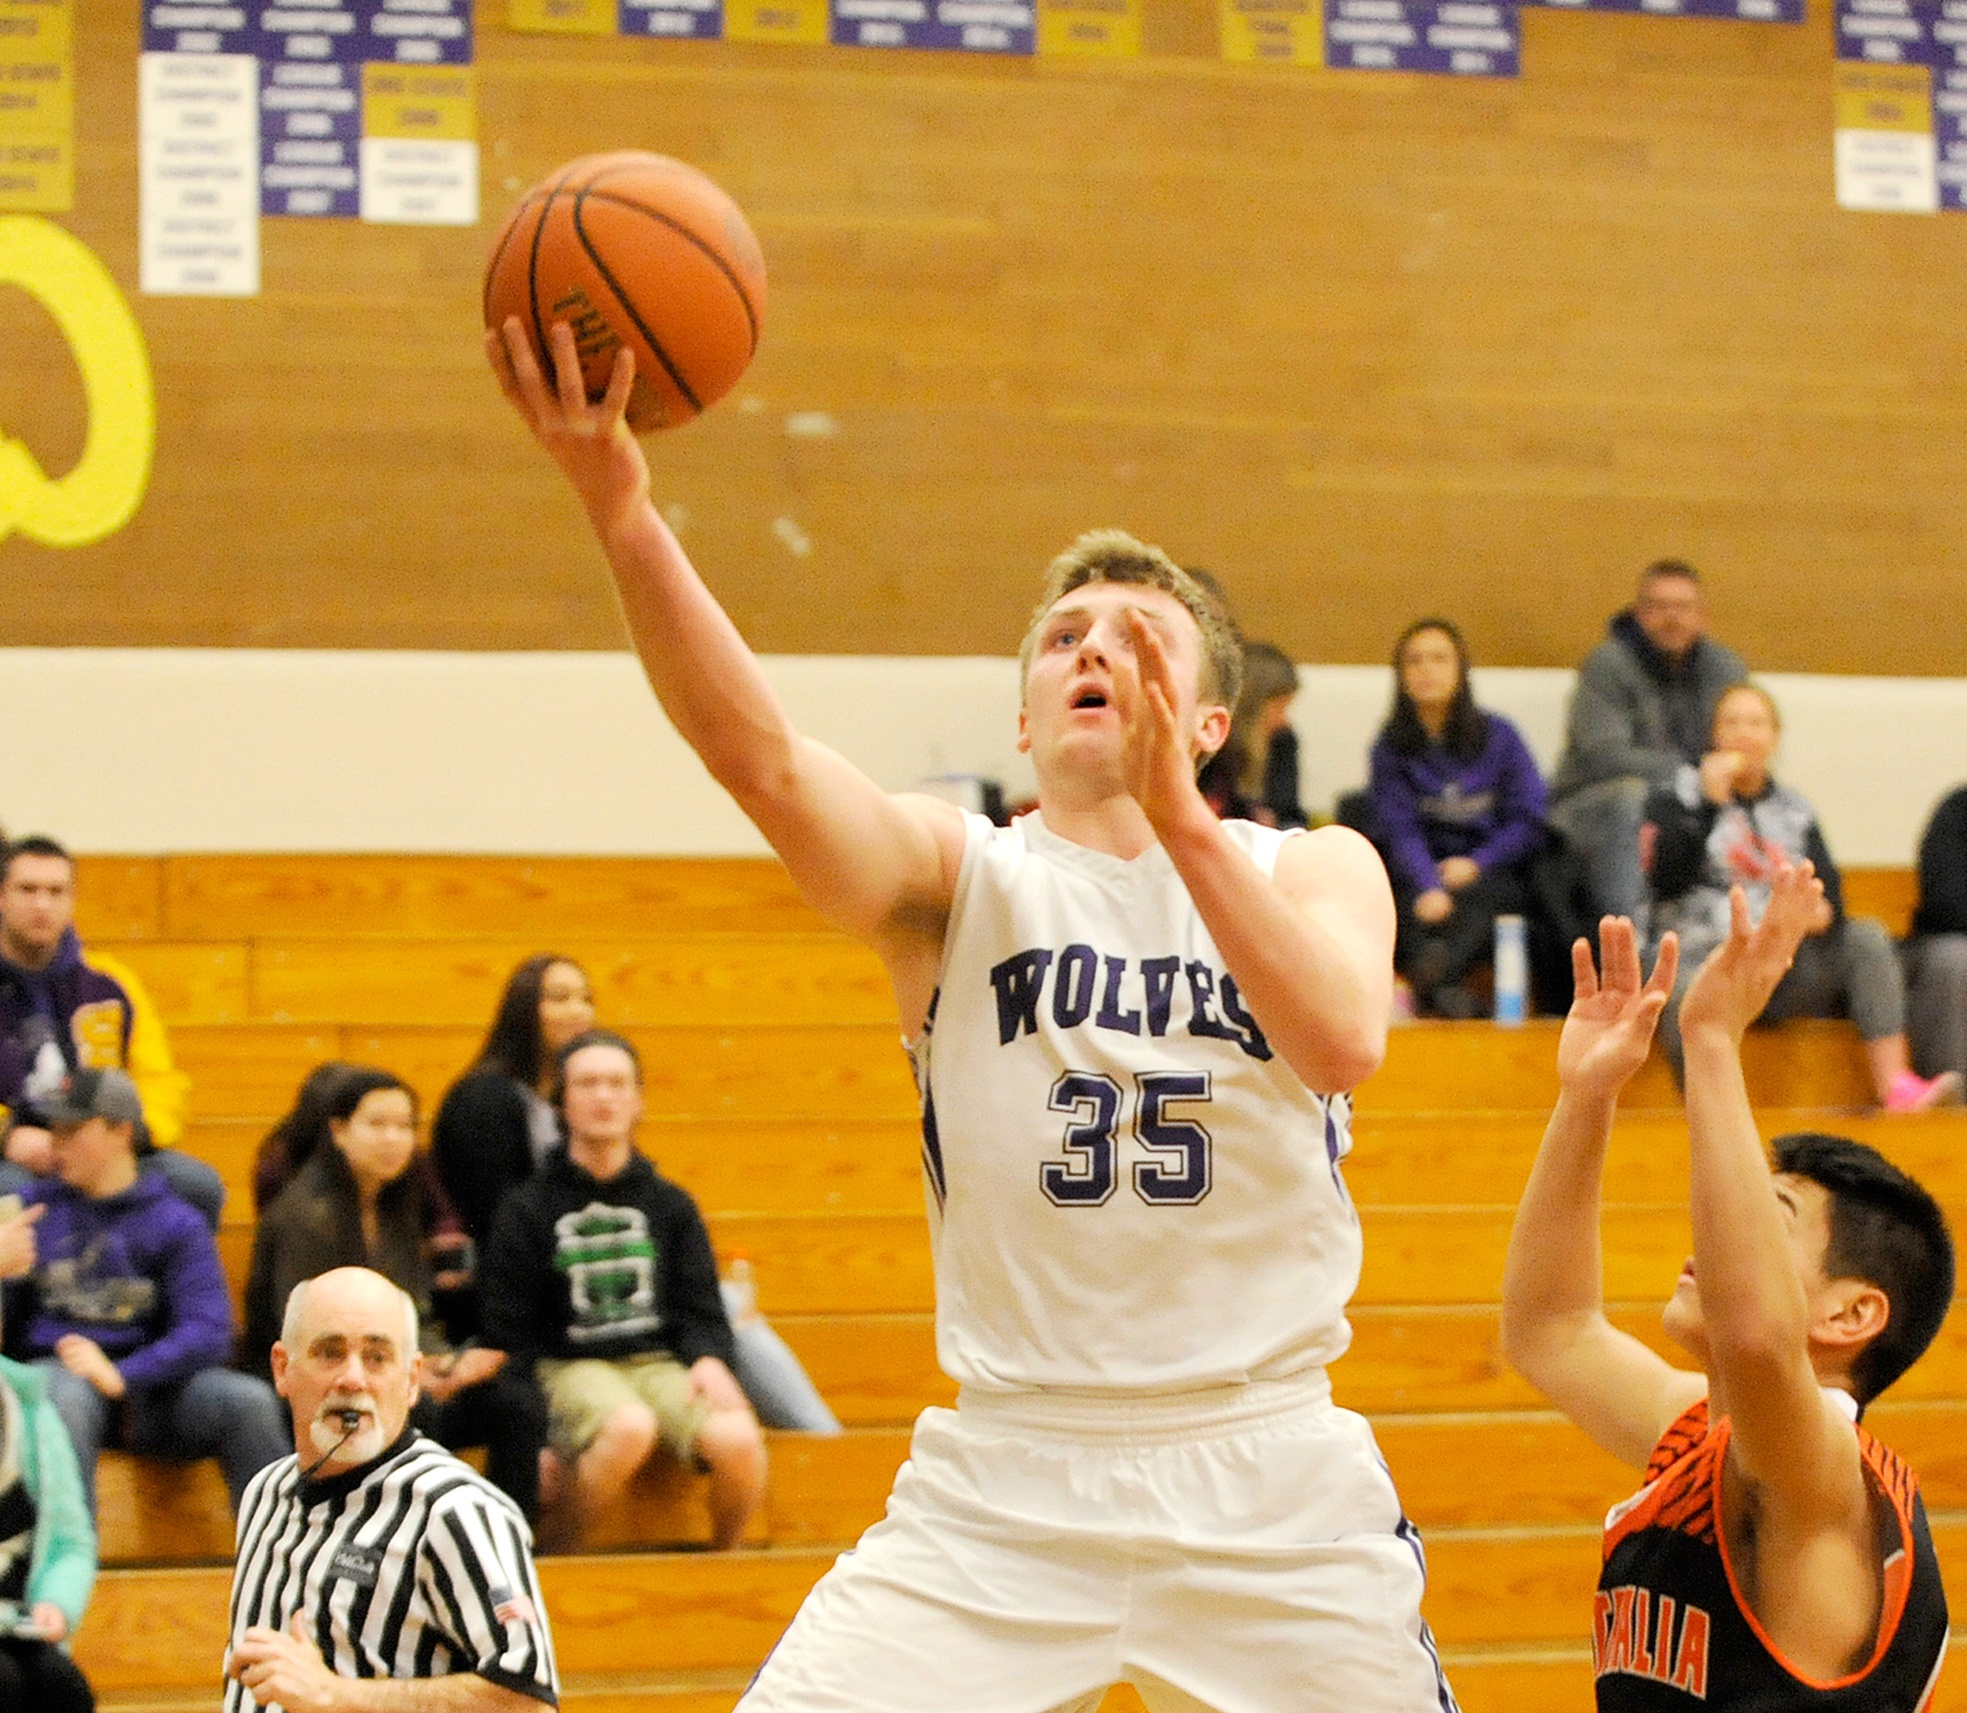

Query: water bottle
[[722, 1255, 760, 1326], [1493, 914, 1528, 1025]]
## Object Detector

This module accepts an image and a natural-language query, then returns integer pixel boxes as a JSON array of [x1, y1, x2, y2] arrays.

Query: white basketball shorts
[[738, 1371, 1458, 1713]]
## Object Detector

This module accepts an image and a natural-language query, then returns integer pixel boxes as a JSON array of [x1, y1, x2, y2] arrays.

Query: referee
[[225, 1267, 558, 1712]]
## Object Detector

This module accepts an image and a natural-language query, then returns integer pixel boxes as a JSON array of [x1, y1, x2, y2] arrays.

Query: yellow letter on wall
[[0, 215, 155, 546]]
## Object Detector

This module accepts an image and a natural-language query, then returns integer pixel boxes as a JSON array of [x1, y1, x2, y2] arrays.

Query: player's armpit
[[1715, 1345, 1870, 1524], [1508, 1311, 1706, 1470]]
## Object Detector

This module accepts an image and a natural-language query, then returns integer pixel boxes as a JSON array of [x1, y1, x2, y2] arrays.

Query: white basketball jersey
[[909, 810, 1363, 1395]]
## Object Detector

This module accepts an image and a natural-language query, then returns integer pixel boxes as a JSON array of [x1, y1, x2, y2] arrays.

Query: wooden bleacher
[[65, 855, 1959, 1711]]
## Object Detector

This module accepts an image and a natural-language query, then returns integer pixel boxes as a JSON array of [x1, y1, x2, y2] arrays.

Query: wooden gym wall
[[6, 0, 1966, 672]]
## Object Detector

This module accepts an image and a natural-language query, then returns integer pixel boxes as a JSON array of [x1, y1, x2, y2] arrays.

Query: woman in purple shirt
[[1369, 619, 1548, 1017]]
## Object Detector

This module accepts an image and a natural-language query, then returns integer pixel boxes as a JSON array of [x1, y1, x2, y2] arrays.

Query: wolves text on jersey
[[988, 945, 1272, 1062]]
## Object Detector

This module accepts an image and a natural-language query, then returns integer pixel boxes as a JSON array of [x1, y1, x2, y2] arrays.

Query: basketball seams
[[523, 160, 588, 396], [570, 187, 706, 418], [574, 182, 762, 355], [487, 152, 764, 432], [481, 195, 538, 330]]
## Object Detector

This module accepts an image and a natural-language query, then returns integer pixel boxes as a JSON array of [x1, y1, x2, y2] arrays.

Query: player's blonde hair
[[1018, 530, 1243, 710]]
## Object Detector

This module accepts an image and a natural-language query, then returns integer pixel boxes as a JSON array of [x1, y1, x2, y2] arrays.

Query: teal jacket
[[0, 1354, 96, 1626]]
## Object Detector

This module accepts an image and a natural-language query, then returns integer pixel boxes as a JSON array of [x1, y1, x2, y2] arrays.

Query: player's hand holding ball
[[484, 153, 767, 535]]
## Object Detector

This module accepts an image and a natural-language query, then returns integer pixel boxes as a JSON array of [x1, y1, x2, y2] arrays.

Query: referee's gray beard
[[310, 1394, 385, 1464]]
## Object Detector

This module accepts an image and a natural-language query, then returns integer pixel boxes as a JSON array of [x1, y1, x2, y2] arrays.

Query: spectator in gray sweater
[[1548, 560, 1747, 921]]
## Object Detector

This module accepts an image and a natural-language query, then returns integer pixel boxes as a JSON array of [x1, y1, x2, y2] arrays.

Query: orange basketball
[[484, 152, 767, 434]]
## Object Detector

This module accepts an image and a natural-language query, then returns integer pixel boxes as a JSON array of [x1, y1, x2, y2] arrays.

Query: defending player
[[488, 321, 1455, 1712], [1501, 869, 1951, 1709]]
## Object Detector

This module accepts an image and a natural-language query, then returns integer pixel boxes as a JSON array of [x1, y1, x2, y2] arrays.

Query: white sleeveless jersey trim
[[908, 810, 1362, 1395]]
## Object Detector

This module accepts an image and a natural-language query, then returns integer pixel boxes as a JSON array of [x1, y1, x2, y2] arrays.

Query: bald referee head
[[272, 1266, 425, 1477]]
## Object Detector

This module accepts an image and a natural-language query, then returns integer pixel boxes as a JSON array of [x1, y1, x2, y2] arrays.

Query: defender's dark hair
[[1776, 1132, 1956, 1405], [1383, 618, 1487, 764], [0, 834, 72, 885], [472, 954, 584, 1088]]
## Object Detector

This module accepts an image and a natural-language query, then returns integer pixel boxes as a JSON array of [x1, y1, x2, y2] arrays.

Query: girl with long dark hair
[[1369, 618, 1548, 1017], [431, 955, 595, 1248]]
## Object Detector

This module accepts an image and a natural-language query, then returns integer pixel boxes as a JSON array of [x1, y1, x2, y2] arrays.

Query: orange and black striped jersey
[[1596, 1397, 1947, 1710]]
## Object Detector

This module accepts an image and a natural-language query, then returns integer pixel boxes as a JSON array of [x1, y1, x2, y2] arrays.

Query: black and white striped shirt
[[224, 1430, 557, 1709]]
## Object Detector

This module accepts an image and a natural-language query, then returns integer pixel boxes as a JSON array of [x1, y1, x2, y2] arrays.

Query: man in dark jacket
[[1907, 784, 1967, 1081], [481, 1030, 764, 1549], [1548, 561, 1748, 920], [0, 1068, 287, 1514]]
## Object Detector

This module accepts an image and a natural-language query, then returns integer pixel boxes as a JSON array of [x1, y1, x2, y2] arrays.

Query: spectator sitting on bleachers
[[1547, 560, 1747, 922], [0, 1343, 96, 1713], [1645, 683, 1962, 1112], [1198, 641, 1307, 829], [0, 1068, 287, 1517], [252, 1060, 471, 1324], [250, 1059, 356, 1213], [0, 835, 223, 1230], [1368, 619, 1548, 1019], [482, 1030, 765, 1551], [242, 1067, 547, 1523], [433, 955, 594, 1255], [1906, 783, 1967, 1084], [437, 957, 838, 1433]]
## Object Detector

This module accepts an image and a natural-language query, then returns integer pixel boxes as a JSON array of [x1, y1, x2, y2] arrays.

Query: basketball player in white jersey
[[489, 321, 1457, 1713]]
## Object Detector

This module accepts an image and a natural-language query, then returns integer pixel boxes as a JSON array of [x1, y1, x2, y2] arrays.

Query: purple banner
[[1526, 0, 1801, 18], [618, 0, 723, 36], [1938, 70, 1967, 204], [260, 53, 359, 215], [1836, 0, 1938, 62], [829, 0, 1035, 51], [1323, 0, 1518, 74], [255, 0, 365, 61], [366, 0, 474, 60], [143, 0, 257, 54], [1934, 0, 1967, 62]]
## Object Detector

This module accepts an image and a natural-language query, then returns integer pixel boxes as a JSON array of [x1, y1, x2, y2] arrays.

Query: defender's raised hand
[[487, 318, 650, 539], [1679, 862, 1823, 1044], [1556, 918, 1679, 1102]]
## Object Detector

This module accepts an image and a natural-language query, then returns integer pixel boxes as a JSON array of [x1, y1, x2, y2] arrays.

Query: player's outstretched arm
[[1502, 921, 1705, 1467], [1112, 611, 1391, 1093], [1679, 867, 1867, 1517], [487, 321, 963, 961]]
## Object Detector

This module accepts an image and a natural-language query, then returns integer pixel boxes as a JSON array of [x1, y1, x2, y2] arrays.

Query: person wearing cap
[[0, 833, 224, 1230], [0, 1066, 288, 1516]]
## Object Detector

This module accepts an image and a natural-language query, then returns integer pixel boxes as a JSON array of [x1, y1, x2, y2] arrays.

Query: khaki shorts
[[538, 1352, 712, 1463]]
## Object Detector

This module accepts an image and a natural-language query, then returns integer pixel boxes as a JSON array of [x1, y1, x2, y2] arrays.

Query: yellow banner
[[363, 64, 475, 142], [0, 0, 71, 211], [508, 0, 615, 32], [1219, 0, 1319, 64], [726, 0, 827, 40], [1038, 0, 1140, 55], [1834, 61, 1934, 135]]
